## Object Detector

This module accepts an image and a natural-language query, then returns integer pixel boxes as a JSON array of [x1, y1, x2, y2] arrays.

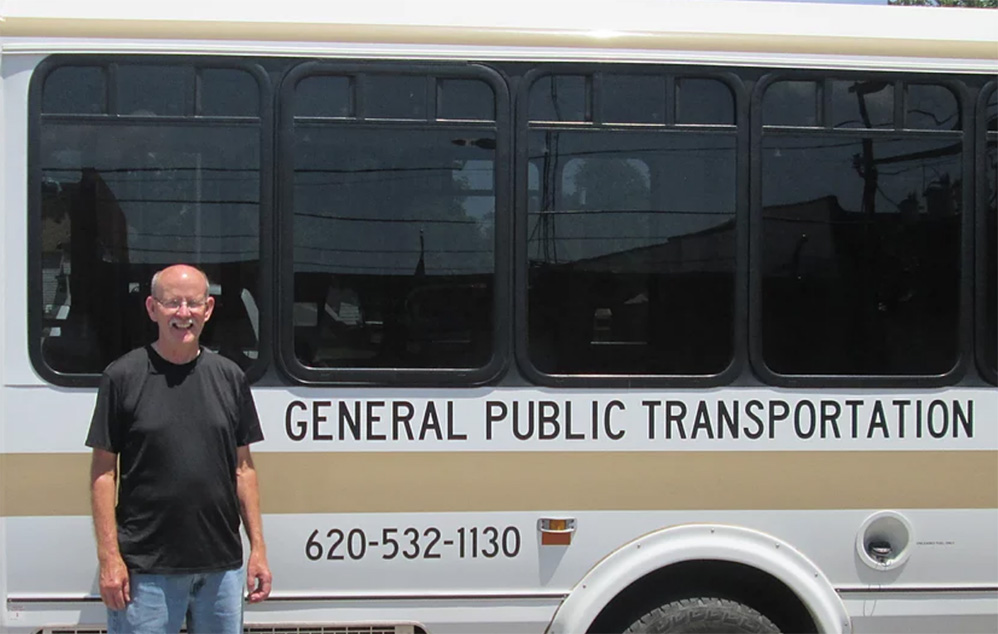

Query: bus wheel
[[623, 597, 780, 633]]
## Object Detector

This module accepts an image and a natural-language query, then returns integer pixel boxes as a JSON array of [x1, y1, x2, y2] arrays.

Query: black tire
[[622, 596, 780, 634]]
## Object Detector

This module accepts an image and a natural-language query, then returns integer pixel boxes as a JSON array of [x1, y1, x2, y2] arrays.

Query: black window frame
[[750, 71, 975, 388], [976, 81, 997, 386], [27, 54, 274, 388], [276, 61, 511, 386], [514, 65, 749, 388]]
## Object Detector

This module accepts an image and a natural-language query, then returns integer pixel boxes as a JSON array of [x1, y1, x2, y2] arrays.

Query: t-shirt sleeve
[[85, 371, 120, 452], [235, 373, 264, 446]]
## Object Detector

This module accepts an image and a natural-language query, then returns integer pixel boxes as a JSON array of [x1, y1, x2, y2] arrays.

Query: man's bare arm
[[236, 445, 272, 603], [90, 448, 129, 610]]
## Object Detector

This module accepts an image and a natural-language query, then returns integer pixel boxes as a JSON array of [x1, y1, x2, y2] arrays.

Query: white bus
[[1, 1, 996, 632]]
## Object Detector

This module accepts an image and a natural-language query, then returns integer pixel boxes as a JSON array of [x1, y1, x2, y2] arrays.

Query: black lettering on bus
[[366, 401, 386, 441], [820, 400, 841, 439], [643, 400, 661, 440], [604, 400, 625, 440], [794, 400, 816, 439], [893, 400, 911, 438], [718, 400, 739, 439], [745, 400, 764, 440], [665, 401, 687, 440], [340, 401, 362, 440], [419, 401, 443, 441], [691, 401, 714, 440], [845, 400, 862, 438], [928, 400, 949, 438], [286, 400, 308, 441], [313, 400, 333, 441], [445, 401, 466, 440], [485, 401, 507, 440], [538, 401, 560, 440], [512, 401, 533, 440], [954, 400, 973, 438], [393, 401, 416, 440], [768, 400, 788, 439], [867, 401, 889, 439]]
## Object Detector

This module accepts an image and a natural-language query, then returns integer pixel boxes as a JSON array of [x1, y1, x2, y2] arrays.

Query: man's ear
[[203, 295, 216, 322], [145, 296, 157, 321]]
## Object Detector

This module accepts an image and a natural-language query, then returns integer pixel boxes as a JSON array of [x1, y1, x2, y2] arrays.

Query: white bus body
[[2, 1, 996, 633]]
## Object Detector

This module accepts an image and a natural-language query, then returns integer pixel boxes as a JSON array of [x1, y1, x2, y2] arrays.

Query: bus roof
[[1, 0, 996, 69]]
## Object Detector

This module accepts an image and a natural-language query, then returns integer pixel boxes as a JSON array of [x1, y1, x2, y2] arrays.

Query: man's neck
[[152, 341, 201, 365]]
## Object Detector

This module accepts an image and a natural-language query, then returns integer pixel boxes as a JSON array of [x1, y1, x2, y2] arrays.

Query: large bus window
[[34, 59, 264, 379], [524, 72, 737, 377], [982, 86, 996, 381], [285, 68, 500, 376], [759, 78, 963, 377]]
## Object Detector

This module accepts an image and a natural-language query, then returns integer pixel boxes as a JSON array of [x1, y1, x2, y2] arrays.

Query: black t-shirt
[[85, 345, 264, 573]]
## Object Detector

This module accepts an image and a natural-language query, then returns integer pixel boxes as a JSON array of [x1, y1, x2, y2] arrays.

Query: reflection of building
[[561, 217, 735, 275], [42, 168, 134, 372]]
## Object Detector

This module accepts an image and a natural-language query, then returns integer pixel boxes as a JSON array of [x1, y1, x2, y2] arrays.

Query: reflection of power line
[[107, 198, 258, 205], [529, 255, 735, 265], [294, 261, 491, 273], [132, 231, 259, 239], [295, 245, 490, 254], [295, 163, 491, 176], [294, 212, 477, 225], [128, 246, 257, 256], [528, 235, 675, 242], [42, 166, 258, 174], [532, 209, 732, 216], [528, 145, 734, 162]]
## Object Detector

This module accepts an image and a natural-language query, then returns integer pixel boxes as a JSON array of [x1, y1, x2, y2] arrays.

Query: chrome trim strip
[[8, 590, 570, 603], [837, 585, 998, 594]]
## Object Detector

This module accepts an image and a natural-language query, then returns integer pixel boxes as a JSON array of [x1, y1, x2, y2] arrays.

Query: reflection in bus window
[[763, 80, 819, 127], [906, 84, 960, 131], [527, 131, 736, 375], [984, 88, 996, 376], [37, 63, 262, 374], [291, 125, 495, 370], [831, 80, 893, 129], [677, 78, 734, 125], [529, 75, 589, 123], [761, 136, 961, 375], [602, 75, 666, 125]]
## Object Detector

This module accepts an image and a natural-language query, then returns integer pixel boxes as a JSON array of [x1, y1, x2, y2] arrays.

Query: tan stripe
[[1, 19, 994, 62], [2, 451, 996, 517]]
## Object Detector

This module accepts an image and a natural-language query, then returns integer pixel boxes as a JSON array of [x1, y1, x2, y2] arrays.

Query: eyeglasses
[[153, 296, 208, 311]]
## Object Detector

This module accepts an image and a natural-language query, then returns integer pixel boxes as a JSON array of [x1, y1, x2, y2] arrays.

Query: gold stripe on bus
[[1, 19, 995, 62], [2, 451, 995, 517]]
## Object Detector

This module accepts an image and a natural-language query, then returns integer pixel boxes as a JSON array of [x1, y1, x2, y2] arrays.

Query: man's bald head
[[151, 265, 210, 299]]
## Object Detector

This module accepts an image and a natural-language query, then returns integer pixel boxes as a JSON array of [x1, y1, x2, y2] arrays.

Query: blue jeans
[[107, 568, 244, 634]]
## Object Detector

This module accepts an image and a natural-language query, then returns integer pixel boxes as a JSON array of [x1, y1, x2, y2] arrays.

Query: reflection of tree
[[888, 0, 996, 7], [567, 158, 648, 211]]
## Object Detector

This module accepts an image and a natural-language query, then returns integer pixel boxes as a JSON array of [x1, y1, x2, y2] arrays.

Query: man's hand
[[246, 548, 272, 603], [99, 554, 130, 610]]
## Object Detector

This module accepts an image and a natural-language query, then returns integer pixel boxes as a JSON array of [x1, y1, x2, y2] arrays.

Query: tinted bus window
[[760, 79, 962, 376], [36, 60, 263, 376], [288, 70, 497, 372], [984, 87, 997, 378], [525, 72, 737, 376]]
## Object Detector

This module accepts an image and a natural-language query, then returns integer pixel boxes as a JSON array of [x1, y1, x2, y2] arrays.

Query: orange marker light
[[539, 517, 576, 546]]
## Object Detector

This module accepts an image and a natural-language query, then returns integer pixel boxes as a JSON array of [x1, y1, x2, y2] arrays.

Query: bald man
[[86, 264, 271, 634]]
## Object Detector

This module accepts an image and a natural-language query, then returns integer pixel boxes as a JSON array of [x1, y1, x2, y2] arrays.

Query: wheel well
[[586, 559, 819, 634]]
